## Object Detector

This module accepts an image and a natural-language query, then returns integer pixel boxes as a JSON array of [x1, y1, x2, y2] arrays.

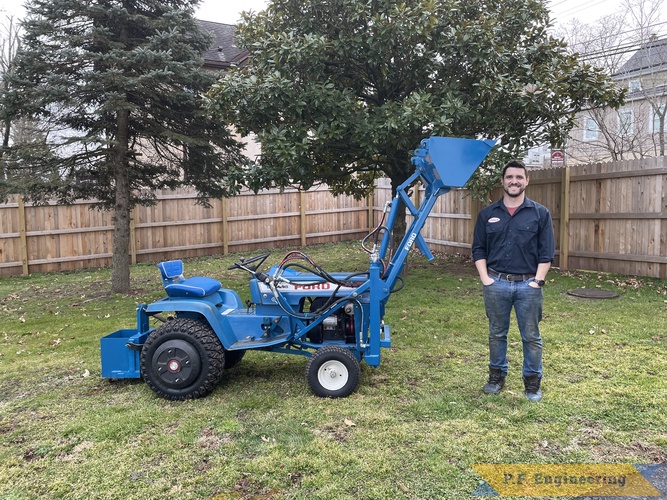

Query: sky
[[0, 0, 271, 23], [0, 0, 636, 27], [547, 0, 626, 25], [193, 0, 626, 26], [195, 0, 269, 24]]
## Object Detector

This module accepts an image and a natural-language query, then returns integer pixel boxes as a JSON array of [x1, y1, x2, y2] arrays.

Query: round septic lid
[[566, 288, 619, 299]]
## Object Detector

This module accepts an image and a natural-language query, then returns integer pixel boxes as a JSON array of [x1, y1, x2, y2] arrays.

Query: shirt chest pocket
[[517, 222, 538, 234], [485, 220, 507, 234]]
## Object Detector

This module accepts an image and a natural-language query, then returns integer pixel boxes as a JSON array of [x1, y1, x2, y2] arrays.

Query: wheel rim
[[317, 359, 349, 391], [152, 339, 202, 389]]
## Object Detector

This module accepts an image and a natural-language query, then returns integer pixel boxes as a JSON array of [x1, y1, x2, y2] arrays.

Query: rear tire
[[306, 345, 360, 398], [141, 318, 224, 400]]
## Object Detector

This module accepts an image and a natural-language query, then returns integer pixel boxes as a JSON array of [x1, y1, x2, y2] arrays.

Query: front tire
[[306, 346, 360, 398], [141, 318, 224, 400]]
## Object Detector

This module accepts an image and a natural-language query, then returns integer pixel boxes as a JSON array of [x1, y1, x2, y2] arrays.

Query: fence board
[[0, 185, 374, 276], [3, 156, 667, 278]]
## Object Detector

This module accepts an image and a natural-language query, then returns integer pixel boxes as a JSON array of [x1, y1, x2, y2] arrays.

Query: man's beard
[[504, 185, 525, 197]]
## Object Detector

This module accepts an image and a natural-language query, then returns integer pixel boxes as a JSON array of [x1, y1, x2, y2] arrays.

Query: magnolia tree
[[209, 0, 624, 241]]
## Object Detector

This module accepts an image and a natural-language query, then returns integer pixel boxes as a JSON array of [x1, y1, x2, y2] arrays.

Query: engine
[[301, 297, 356, 344]]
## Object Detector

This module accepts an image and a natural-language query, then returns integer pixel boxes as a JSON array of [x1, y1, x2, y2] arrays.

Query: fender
[[144, 296, 237, 348]]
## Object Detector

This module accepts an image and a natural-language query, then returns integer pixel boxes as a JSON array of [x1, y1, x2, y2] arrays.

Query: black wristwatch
[[534, 279, 545, 287]]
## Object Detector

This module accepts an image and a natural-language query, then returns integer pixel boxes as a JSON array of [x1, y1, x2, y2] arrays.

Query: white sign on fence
[[551, 149, 565, 167]]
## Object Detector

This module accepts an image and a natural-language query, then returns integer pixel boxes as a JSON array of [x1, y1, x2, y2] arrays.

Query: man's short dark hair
[[502, 159, 527, 177]]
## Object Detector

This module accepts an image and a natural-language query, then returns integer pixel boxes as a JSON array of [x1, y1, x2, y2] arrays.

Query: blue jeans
[[482, 277, 543, 377]]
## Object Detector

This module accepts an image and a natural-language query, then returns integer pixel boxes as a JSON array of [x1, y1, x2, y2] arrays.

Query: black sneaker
[[523, 374, 542, 402], [483, 368, 505, 395]]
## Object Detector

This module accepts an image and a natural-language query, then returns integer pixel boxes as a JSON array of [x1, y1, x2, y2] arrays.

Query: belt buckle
[[506, 274, 516, 281]]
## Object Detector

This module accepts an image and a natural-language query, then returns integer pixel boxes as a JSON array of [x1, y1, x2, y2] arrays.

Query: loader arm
[[377, 136, 497, 297], [254, 136, 497, 365], [363, 136, 496, 365]]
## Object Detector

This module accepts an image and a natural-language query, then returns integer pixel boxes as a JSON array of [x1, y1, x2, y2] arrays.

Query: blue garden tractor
[[100, 136, 496, 400]]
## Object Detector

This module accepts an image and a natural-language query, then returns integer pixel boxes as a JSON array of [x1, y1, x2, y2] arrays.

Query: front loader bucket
[[418, 136, 497, 188]]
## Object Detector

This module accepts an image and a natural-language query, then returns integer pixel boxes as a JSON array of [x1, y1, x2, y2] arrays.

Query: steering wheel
[[227, 252, 270, 272]]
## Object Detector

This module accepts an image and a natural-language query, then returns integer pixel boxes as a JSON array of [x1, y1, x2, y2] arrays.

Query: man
[[472, 160, 555, 402]]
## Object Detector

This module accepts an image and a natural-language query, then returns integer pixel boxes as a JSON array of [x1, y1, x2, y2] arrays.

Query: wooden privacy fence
[[2, 155, 667, 278], [526, 156, 667, 278], [377, 155, 667, 279], [0, 187, 373, 277]]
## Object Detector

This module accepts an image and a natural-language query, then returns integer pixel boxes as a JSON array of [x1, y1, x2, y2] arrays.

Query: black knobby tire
[[223, 349, 246, 369], [141, 318, 225, 400], [305, 345, 361, 398]]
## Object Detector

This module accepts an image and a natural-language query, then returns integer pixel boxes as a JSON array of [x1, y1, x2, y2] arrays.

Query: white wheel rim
[[317, 360, 349, 391]]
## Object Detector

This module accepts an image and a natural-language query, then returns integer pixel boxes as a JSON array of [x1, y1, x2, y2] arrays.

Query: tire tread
[[141, 318, 224, 400]]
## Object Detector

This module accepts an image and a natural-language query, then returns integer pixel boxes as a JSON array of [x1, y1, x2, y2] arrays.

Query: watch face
[[536, 280, 545, 287]]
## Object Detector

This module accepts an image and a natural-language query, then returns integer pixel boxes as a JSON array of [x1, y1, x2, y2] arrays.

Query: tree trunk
[[111, 107, 131, 294], [1, 119, 10, 179], [388, 169, 410, 260]]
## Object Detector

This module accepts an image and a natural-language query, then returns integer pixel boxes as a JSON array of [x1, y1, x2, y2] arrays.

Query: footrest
[[380, 324, 391, 348]]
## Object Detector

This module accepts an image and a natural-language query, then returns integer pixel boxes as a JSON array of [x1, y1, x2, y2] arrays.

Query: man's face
[[502, 167, 528, 198]]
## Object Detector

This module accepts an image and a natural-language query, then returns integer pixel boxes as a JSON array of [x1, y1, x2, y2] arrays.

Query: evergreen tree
[[10, 0, 246, 292], [0, 15, 22, 174]]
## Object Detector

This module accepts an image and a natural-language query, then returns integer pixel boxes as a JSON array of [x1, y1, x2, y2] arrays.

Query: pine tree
[[11, 0, 246, 292]]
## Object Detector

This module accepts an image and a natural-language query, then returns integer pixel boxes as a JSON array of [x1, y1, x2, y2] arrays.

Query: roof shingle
[[615, 37, 667, 77], [198, 20, 249, 70]]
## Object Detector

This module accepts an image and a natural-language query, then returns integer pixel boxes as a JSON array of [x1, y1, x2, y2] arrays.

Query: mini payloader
[[100, 136, 495, 399]]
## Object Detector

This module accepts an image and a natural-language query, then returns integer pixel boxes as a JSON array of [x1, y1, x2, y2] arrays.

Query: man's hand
[[481, 276, 495, 286]]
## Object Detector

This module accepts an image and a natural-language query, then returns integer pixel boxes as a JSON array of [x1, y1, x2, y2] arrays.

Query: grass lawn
[[1, 241, 666, 499]]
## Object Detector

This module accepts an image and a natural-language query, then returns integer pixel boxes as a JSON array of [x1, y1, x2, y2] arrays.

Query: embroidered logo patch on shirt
[[488, 217, 501, 223]]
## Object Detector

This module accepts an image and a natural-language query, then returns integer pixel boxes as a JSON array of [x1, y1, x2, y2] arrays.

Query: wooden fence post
[[470, 195, 482, 244], [18, 195, 29, 276], [221, 197, 229, 255], [367, 192, 374, 231], [129, 208, 137, 265], [300, 190, 307, 247], [559, 166, 570, 271], [413, 183, 421, 210]]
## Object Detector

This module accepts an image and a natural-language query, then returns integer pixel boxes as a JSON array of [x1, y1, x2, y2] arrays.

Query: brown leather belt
[[488, 270, 535, 282]]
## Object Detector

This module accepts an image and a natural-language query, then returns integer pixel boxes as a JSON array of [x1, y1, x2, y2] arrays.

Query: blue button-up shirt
[[472, 197, 555, 275]]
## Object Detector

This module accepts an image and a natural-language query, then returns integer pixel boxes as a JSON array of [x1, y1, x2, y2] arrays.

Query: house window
[[584, 117, 599, 141], [628, 79, 642, 92], [619, 110, 634, 135]]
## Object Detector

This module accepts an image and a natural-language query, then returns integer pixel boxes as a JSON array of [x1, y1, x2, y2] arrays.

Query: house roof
[[197, 20, 249, 70], [614, 37, 667, 77]]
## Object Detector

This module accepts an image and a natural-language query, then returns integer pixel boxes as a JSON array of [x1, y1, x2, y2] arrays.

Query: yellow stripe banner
[[471, 463, 664, 497]]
